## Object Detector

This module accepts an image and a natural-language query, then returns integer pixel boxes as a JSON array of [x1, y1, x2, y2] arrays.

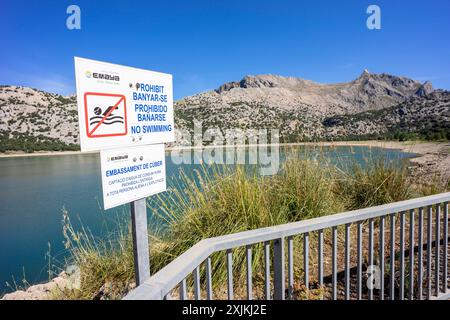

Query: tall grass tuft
[[57, 210, 135, 299], [149, 157, 345, 291], [275, 157, 345, 221], [150, 165, 285, 290], [335, 157, 412, 209]]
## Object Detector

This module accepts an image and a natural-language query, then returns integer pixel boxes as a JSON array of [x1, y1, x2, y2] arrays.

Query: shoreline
[[1, 140, 449, 181], [0, 140, 437, 158]]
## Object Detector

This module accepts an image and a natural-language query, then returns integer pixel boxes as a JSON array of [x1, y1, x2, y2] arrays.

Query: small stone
[[52, 276, 68, 290]]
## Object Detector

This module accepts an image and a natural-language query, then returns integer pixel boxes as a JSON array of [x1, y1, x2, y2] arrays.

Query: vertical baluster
[[379, 216, 385, 300], [390, 213, 396, 300], [427, 206, 432, 299], [418, 207, 424, 300], [264, 241, 271, 300], [409, 209, 415, 300], [304, 232, 310, 297], [443, 202, 448, 293], [273, 237, 285, 300], [206, 257, 213, 300], [164, 293, 172, 300], [288, 236, 294, 299], [369, 218, 374, 300], [332, 226, 338, 300], [179, 278, 187, 300], [399, 211, 405, 300], [193, 266, 201, 300], [227, 249, 234, 300], [318, 229, 324, 299], [246, 245, 253, 300], [435, 204, 441, 297], [345, 224, 350, 300], [357, 221, 363, 300]]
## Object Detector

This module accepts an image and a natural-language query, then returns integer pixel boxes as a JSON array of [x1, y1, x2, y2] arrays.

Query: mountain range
[[0, 70, 449, 152]]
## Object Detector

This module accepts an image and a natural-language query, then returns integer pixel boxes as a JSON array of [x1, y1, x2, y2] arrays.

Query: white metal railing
[[124, 192, 450, 300]]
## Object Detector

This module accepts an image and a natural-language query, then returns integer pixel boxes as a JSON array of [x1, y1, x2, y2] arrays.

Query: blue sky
[[1, 0, 449, 99]]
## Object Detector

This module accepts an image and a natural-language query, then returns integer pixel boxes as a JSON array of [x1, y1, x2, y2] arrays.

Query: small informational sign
[[100, 144, 166, 209], [74, 57, 174, 152]]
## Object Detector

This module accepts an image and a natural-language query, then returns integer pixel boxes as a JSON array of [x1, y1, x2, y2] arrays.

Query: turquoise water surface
[[0, 146, 416, 293]]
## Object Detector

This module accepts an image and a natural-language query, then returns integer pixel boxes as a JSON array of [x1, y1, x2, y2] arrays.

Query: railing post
[[194, 266, 201, 300], [418, 207, 424, 300], [206, 257, 213, 300], [368, 218, 374, 300], [379, 216, 385, 300], [264, 241, 271, 300], [408, 209, 414, 300], [246, 245, 253, 300], [332, 226, 338, 300], [179, 278, 187, 300], [227, 249, 234, 300], [435, 204, 441, 297], [357, 222, 363, 300], [443, 202, 449, 293], [390, 213, 396, 300], [288, 236, 294, 299], [318, 229, 324, 299], [273, 237, 285, 300]]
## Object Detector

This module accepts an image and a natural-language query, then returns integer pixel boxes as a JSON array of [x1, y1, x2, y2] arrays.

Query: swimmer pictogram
[[84, 92, 127, 138]]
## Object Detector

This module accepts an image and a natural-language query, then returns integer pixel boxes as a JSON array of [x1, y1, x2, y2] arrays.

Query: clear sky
[[1, 0, 450, 99]]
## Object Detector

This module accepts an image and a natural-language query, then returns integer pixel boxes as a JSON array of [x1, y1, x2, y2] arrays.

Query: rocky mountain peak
[[415, 81, 434, 97], [360, 69, 370, 77], [215, 75, 280, 93]]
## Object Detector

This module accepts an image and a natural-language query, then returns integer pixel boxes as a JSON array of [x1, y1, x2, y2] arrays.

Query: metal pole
[[130, 198, 150, 286]]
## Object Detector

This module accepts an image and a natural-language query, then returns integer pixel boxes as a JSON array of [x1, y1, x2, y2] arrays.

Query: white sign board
[[100, 144, 166, 209], [74, 57, 174, 152]]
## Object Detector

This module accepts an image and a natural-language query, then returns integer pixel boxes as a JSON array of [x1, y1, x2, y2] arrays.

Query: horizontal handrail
[[124, 192, 450, 300]]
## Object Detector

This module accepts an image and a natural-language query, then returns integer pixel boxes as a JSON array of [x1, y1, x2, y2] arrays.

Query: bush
[[0, 131, 80, 153]]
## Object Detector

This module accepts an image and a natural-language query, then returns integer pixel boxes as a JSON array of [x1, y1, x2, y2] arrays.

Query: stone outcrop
[[1, 268, 80, 300]]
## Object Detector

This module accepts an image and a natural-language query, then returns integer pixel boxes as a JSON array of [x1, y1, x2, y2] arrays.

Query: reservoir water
[[0, 146, 416, 294]]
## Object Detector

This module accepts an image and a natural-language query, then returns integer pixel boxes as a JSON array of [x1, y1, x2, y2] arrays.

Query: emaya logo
[[85, 71, 120, 82]]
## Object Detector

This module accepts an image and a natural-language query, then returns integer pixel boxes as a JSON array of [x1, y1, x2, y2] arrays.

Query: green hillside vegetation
[[0, 131, 80, 153]]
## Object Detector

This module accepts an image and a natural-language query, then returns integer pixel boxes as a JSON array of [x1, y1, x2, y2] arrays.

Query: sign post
[[74, 57, 174, 286], [130, 198, 150, 285]]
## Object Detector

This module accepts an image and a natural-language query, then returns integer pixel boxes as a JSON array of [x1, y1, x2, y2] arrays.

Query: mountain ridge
[[1, 71, 449, 152], [174, 71, 448, 142]]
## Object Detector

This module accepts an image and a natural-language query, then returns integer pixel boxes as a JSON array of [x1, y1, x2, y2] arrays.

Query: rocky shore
[[318, 140, 450, 184], [1, 270, 79, 300]]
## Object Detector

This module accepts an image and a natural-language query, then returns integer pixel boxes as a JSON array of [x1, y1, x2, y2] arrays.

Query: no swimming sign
[[74, 57, 172, 284], [74, 57, 175, 152]]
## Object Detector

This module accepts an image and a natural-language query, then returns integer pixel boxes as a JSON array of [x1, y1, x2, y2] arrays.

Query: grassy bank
[[53, 152, 449, 300]]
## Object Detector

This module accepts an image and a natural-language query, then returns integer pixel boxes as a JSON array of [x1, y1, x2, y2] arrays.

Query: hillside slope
[[175, 71, 447, 142], [0, 70, 448, 152], [0, 85, 79, 152], [322, 91, 450, 140]]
